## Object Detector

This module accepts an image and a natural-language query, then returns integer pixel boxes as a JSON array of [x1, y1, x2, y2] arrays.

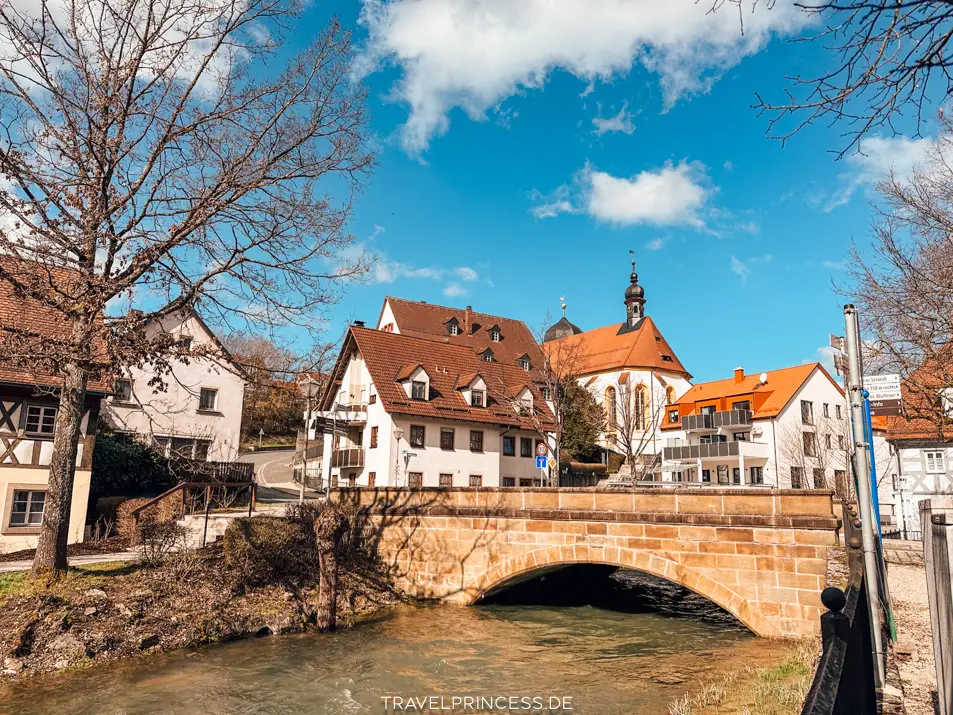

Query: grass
[[668, 638, 819, 715], [0, 561, 134, 601]]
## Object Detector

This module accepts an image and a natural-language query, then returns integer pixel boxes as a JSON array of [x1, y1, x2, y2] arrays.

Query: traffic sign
[[829, 334, 846, 352], [536, 455, 548, 469], [536, 442, 547, 457], [869, 398, 903, 417], [865, 374, 901, 401]]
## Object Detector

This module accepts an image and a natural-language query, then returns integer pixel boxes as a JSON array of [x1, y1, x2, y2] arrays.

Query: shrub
[[222, 515, 320, 591], [137, 521, 188, 567], [117, 497, 177, 542], [89, 429, 176, 502]]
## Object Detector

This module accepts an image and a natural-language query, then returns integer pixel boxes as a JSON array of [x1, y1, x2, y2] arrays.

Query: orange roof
[[546, 316, 690, 378], [322, 327, 555, 431], [885, 357, 953, 442], [380, 297, 543, 368], [662, 363, 842, 429]]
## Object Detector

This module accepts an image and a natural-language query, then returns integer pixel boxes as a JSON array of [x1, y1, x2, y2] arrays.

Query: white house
[[541, 261, 693, 475], [313, 322, 556, 488], [103, 310, 247, 462], [660, 363, 849, 489]]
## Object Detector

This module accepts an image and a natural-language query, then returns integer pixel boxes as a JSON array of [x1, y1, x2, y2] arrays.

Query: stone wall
[[336, 487, 840, 639]]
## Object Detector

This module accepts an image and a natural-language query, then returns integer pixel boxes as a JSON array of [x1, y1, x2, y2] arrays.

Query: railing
[[682, 409, 752, 432], [293, 464, 325, 492], [663, 441, 740, 460], [168, 459, 254, 483], [800, 503, 878, 715], [882, 528, 923, 541], [330, 447, 364, 468]]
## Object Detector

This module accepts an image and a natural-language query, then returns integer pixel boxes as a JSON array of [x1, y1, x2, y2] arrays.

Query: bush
[[90, 429, 176, 502], [222, 515, 320, 591], [117, 497, 177, 542], [137, 521, 188, 567]]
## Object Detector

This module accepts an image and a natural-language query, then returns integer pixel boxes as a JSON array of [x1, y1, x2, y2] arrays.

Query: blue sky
[[289, 0, 933, 383]]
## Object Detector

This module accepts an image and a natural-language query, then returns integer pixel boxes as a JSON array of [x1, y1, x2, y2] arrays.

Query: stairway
[[178, 505, 287, 548]]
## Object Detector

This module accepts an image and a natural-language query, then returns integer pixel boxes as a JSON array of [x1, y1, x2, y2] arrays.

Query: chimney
[[353, 320, 365, 328], [734, 366, 744, 384], [464, 305, 472, 335]]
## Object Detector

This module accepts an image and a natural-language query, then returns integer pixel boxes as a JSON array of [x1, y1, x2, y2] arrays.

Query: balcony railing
[[682, 409, 753, 432], [330, 447, 365, 469], [663, 441, 740, 461]]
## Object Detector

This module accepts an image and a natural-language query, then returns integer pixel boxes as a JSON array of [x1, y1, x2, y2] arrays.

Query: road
[[239, 449, 323, 503]]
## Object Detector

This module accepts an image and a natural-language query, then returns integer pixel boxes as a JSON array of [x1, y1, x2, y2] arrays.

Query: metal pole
[[300, 400, 311, 504], [863, 393, 883, 532], [844, 304, 886, 688]]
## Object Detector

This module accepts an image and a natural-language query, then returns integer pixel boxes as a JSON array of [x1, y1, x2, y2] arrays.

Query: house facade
[[660, 363, 849, 489], [102, 310, 247, 462], [313, 323, 555, 488], [0, 271, 108, 552], [542, 262, 693, 474]]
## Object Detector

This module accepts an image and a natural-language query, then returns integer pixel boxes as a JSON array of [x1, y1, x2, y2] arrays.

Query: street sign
[[536, 455, 548, 469], [869, 398, 903, 417], [833, 353, 848, 376], [864, 374, 901, 401], [830, 334, 846, 352], [536, 442, 547, 457]]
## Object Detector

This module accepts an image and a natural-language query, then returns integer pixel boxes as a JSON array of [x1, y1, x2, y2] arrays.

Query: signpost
[[536, 455, 548, 470], [536, 442, 549, 486], [865, 374, 902, 416]]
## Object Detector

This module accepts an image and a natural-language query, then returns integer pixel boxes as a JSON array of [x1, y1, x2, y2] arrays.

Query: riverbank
[[0, 542, 400, 680]]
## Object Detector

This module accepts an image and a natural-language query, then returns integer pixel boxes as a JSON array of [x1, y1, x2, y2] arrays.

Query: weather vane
[[629, 248, 636, 271], [559, 295, 566, 318]]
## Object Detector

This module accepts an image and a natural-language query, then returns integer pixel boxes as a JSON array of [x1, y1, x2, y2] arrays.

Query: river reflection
[[0, 570, 789, 715]]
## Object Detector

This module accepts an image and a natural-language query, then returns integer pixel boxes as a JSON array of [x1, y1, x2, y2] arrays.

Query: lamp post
[[393, 427, 404, 487], [299, 377, 321, 504]]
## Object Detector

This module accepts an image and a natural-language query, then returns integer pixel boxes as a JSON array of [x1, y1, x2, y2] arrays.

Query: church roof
[[545, 316, 690, 378], [543, 316, 583, 342]]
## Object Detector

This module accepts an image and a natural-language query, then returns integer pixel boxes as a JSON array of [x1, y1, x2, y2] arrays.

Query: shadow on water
[[478, 565, 747, 630]]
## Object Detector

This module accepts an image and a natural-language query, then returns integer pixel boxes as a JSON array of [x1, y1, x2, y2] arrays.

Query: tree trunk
[[315, 506, 349, 631], [31, 359, 89, 578]]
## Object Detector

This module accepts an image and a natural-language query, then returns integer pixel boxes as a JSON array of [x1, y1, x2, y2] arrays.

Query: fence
[[292, 464, 325, 492], [923, 499, 953, 715], [801, 503, 879, 715]]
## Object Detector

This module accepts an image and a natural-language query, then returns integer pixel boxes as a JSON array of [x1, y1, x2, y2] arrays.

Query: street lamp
[[299, 377, 322, 503], [393, 427, 404, 486]]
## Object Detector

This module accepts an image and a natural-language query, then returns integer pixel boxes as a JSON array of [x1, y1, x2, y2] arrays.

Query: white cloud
[[644, 237, 665, 251], [822, 260, 846, 270], [825, 135, 932, 211], [730, 256, 750, 283], [722, 160, 734, 172], [454, 266, 479, 281], [531, 160, 713, 227], [357, 0, 809, 153], [592, 102, 635, 135], [442, 282, 468, 297]]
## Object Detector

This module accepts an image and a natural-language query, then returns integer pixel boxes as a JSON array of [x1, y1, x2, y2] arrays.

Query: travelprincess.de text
[[380, 695, 573, 712]]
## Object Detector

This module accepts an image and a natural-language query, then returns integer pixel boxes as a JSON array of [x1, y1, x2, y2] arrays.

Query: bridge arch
[[467, 545, 779, 637]]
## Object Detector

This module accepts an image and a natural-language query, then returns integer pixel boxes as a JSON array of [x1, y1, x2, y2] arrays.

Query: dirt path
[[888, 563, 938, 715]]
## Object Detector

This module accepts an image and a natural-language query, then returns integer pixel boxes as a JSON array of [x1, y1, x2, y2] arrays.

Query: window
[[803, 432, 817, 457], [823, 403, 830, 418], [367, 472, 376, 488], [519, 357, 530, 371], [605, 387, 617, 430], [348, 474, 357, 488], [471, 389, 485, 407], [700, 434, 727, 444], [449, 323, 459, 336], [791, 467, 804, 489], [750, 466, 764, 485], [892, 474, 899, 492], [838, 434, 846, 450], [503, 436, 516, 457], [836, 404, 843, 420], [520, 437, 532, 458], [517, 397, 532, 415], [732, 467, 742, 485], [439, 473, 453, 488], [668, 409, 679, 424], [440, 428, 455, 451], [701, 469, 711, 483], [542, 386, 552, 401], [113, 378, 133, 403], [825, 434, 832, 449], [717, 465, 729, 484], [733, 432, 748, 442], [409, 425, 425, 448], [408, 472, 423, 488], [353, 430, 363, 447], [732, 400, 751, 411], [8, 489, 45, 527], [666, 386, 676, 405], [411, 381, 427, 400], [469, 475, 483, 487], [482, 350, 494, 363], [700, 405, 716, 416], [834, 470, 847, 495], [813, 468, 826, 489], [370, 426, 378, 449], [469, 430, 484, 452], [194, 439, 211, 461], [490, 328, 501, 342], [24, 405, 57, 436], [369, 393, 377, 405], [925, 450, 946, 473], [198, 388, 218, 411], [502, 477, 516, 487], [634, 385, 648, 430], [801, 400, 813, 425]]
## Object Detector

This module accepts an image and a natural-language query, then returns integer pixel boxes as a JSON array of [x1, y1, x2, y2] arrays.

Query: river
[[0, 569, 790, 714]]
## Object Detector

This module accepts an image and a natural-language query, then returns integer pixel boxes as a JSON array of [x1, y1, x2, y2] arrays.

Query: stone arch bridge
[[335, 487, 839, 638]]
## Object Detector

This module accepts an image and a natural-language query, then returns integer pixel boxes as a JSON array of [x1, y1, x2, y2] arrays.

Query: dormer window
[[519, 356, 531, 371], [411, 381, 427, 400], [447, 318, 460, 336], [481, 348, 494, 363], [472, 389, 485, 407], [542, 386, 552, 401], [490, 327, 501, 342]]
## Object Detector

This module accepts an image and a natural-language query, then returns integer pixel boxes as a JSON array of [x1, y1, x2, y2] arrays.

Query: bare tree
[[844, 112, 953, 439], [0, 0, 373, 576], [776, 413, 851, 493], [613, 377, 668, 479]]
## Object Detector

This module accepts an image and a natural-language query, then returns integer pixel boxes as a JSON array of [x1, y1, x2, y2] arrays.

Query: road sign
[[536, 442, 547, 457], [830, 334, 846, 352], [869, 398, 903, 417], [865, 374, 901, 401], [536, 455, 548, 469]]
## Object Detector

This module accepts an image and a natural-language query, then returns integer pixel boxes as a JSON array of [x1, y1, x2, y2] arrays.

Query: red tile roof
[[885, 359, 953, 442], [0, 261, 110, 393], [380, 297, 543, 368], [546, 317, 690, 378], [323, 326, 555, 430], [661, 363, 842, 429]]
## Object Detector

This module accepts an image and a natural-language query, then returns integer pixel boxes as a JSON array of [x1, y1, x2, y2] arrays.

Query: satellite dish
[[759, 372, 768, 384]]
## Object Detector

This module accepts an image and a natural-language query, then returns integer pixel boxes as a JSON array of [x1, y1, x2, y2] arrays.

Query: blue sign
[[536, 455, 548, 469]]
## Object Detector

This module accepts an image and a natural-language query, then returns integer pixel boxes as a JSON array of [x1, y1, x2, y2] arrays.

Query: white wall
[[103, 312, 246, 461]]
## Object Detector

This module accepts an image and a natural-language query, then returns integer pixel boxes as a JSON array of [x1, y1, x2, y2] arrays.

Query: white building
[[314, 318, 555, 488], [541, 262, 693, 476], [103, 310, 247, 462], [660, 363, 848, 489]]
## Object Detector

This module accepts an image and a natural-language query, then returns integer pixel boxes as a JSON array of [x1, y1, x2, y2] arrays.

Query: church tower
[[624, 256, 645, 329]]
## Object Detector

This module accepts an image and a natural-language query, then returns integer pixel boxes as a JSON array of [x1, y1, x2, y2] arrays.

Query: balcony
[[315, 402, 368, 426], [682, 409, 753, 433], [330, 447, 365, 469], [662, 439, 769, 462]]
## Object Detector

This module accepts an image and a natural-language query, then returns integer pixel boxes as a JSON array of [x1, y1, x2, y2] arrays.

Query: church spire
[[624, 250, 646, 328]]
